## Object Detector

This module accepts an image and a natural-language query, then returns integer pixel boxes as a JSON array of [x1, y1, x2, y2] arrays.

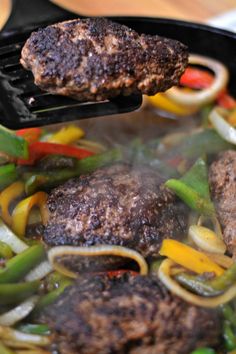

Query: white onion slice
[[189, 225, 226, 254], [166, 54, 229, 106], [0, 326, 50, 346], [25, 261, 52, 281], [0, 220, 28, 254], [0, 296, 39, 326], [209, 107, 236, 144], [158, 259, 236, 308]]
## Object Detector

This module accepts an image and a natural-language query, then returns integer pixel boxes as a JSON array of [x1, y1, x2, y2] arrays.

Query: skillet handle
[[3, 0, 75, 31]]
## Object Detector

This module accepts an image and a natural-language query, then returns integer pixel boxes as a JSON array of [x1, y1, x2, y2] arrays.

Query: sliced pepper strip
[[12, 192, 48, 237], [0, 125, 28, 159], [159, 239, 224, 276], [0, 181, 25, 225], [147, 92, 198, 116], [48, 125, 85, 144], [18, 141, 95, 165], [0, 164, 18, 191], [16, 128, 42, 143]]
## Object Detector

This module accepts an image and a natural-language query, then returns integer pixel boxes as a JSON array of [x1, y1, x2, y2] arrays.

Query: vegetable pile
[[0, 54, 236, 353]]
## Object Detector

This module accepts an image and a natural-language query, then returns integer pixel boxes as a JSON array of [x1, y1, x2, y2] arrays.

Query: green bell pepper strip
[[174, 273, 221, 296], [0, 244, 46, 284], [0, 125, 28, 159], [0, 281, 40, 305], [33, 279, 72, 315], [0, 164, 18, 191], [16, 323, 50, 335], [0, 241, 13, 259], [165, 158, 215, 216], [0, 341, 15, 354], [190, 348, 216, 354], [176, 261, 236, 295], [173, 128, 234, 160], [222, 305, 236, 328], [223, 320, 236, 351], [24, 148, 123, 194]]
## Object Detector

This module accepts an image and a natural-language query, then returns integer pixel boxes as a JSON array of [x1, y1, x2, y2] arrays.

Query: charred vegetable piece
[[0, 244, 46, 283], [165, 158, 215, 215], [0, 281, 40, 305], [0, 164, 18, 191], [24, 148, 123, 194], [0, 126, 28, 159]]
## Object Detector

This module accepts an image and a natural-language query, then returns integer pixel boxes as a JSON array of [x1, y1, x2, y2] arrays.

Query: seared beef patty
[[20, 17, 188, 101], [44, 164, 186, 264], [40, 274, 221, 354], [209, 150, 236, 256]]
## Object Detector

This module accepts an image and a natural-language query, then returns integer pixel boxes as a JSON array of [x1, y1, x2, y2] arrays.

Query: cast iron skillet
[[1, 0, 236, 125]]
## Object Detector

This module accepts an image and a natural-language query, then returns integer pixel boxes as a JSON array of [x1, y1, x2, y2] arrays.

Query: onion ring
[[48, 245, 148, 278], [166, 54, 229, 106]]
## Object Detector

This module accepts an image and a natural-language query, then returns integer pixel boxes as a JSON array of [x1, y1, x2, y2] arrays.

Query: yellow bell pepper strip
[[147, 92, 198, 116], [0, 241, 13, 259], [0, 125, 28, 159], [228, 108, 236, 126], [12, 192, 48, 237], [165, 158, 215, 216], [159, 239, 224, 276], [0, 181, 25, 225], [0, 164, 18, 191], [47, 124, 85, 144], [0, 244, 46, 283]]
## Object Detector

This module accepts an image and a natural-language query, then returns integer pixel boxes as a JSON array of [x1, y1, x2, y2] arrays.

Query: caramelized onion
[[48, 245, 148, 278], [158, 259, 236, 308], [166, 54, 229, 106]]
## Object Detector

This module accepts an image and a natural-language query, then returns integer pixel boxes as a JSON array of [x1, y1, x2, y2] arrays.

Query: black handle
[[3, 0, 75, 31]]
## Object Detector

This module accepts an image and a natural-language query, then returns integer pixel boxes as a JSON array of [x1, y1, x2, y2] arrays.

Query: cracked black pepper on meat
[[20, 17, 188, 101]]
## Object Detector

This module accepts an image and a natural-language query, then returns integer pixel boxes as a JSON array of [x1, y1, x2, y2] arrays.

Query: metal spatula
[[0, 0, 142, 129]]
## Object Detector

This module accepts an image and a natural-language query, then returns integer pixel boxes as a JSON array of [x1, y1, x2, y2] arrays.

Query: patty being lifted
[[20, 17, 188, 101], [40, 274, 221, 354], [209, 150, 236, 256], [44, 164, 186, 261]]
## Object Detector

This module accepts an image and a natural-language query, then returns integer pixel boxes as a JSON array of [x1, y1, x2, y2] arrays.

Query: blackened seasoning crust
[[20, 17, 188, 101], [40, 275, 221, 354], [209, 150, 236, 256], [44, 164, 186, 261]]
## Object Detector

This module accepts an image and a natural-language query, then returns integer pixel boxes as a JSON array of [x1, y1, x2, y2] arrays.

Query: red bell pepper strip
[[16, 128, 42, 143], [180, 67, 236, 109], [18, 142, 95, 165], [180, 67, 214, 89]]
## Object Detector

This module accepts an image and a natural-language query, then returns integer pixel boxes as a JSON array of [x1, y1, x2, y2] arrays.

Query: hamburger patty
[[40, 274, 221, 354], [20, 17, 188, 101], [44, 164, 186, 262], [209, 150, 236, 256]]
